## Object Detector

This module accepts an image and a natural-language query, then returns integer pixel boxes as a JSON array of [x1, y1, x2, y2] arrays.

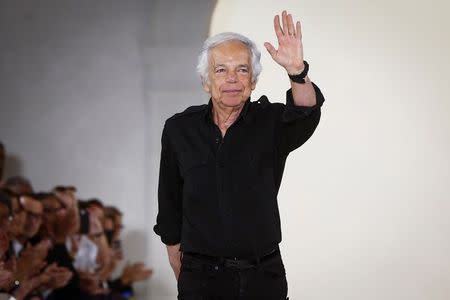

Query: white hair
[[196, 32, 262, 85]]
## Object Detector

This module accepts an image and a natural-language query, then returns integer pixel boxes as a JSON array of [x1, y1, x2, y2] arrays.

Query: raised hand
[[120, 262, 153, 285], [79, 271, 109, 295], [264, 10, 305, 74], [39, 263, 73, 290]]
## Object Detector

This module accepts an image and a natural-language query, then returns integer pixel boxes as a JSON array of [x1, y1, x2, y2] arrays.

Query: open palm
[[264, 10, 305, 74]]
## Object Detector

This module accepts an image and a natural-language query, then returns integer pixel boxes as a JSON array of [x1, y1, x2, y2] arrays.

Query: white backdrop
[[210, 1, 450, 299]]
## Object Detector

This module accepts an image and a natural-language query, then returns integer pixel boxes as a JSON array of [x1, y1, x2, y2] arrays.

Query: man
[[154, 11, 325, 299]]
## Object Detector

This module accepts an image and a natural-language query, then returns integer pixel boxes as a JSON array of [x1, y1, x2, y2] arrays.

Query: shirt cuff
[[153, 224, 181, 245], [282, 82, 325, 122]]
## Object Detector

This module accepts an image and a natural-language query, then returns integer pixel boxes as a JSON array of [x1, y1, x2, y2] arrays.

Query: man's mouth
[[223, 89, 242, 95]]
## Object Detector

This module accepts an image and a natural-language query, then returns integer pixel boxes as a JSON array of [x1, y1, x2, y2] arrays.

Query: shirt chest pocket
[[179, 150, 211, 179]]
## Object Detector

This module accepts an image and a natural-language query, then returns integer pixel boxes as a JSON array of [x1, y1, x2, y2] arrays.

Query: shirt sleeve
[[153, 124, 183, 245], [277, 82, 325, 155]]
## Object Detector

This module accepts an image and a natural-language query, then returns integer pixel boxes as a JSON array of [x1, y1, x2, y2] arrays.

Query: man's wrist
[[288, 61, 309, 83], [286, 62, 305, 75]]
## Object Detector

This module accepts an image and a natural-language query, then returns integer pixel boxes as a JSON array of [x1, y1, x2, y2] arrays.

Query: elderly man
[[154, 11, 325, 299]]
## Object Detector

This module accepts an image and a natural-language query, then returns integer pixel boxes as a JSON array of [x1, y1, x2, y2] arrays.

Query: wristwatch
[[288, 61, 309, 84]]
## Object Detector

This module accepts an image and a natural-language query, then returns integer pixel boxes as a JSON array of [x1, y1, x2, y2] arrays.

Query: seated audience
[[0, 142, 153, 299]]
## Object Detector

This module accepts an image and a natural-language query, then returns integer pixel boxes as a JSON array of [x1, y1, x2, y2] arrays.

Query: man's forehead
[[209, 41, 251, 62]]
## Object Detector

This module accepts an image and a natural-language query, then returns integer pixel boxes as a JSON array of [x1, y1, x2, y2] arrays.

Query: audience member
[[0, 142, 152, 299]]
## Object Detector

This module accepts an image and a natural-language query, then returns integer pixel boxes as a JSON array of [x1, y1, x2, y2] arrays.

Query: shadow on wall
[[4, 154, 24, 179]]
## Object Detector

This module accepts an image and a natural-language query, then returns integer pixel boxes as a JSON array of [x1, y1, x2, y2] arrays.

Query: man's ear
[[251, 80, 256, 91], [203, 81, 211, 94]]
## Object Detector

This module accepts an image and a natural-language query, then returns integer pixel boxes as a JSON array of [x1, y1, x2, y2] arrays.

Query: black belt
[[183, 247, 280, 269]]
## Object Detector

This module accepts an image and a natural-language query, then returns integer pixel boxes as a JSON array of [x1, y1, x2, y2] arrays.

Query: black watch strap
[[288, 61, 309, 84]]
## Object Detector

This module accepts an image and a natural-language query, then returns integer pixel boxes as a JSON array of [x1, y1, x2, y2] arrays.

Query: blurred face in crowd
[[42, 195, 66, 219], [0, 202, 11, 258], [104, 217, 114, 242], [113, 214, 123, 240], [21, 195, 43, 238], [87, 205, 104, 223], [9, 196, 26, 237], [0, 201, 10, 229], [104, 216, 123, 261]]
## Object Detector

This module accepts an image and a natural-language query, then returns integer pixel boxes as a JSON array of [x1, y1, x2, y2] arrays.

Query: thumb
[[264, 42, 277, 59]]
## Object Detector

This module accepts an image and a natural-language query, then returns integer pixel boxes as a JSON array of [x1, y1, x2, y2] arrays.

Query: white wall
[[211, 1, 450, 299]]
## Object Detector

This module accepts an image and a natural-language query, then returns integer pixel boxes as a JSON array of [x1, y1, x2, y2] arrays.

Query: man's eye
[[238, 68, 248, 73], [215, 68, 225, 73]]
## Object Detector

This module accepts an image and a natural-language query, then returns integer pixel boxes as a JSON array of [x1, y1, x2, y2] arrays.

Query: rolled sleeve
[[277, 82, 325, 155], [153, 124, 183, 245], [282, 82, 325, 123]]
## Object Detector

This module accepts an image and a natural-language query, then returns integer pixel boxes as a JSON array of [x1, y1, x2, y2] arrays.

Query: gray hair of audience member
[[196, 32, 262, 85], [4, 176, 32, 189]]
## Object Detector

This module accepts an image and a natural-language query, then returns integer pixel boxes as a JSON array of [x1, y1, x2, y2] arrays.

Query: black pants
[[177, 251, 288, 300]]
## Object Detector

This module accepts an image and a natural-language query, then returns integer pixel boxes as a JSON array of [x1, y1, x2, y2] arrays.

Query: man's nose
[[226, 70, 237, 82]]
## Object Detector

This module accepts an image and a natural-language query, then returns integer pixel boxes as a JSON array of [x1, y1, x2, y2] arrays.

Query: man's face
[[0, 203, 10, 257], [21, 196, 43, 238], [203, 40, 256, 109], [42, 195, 65, 222], [0, 202, 10, 232], [9, 196, 26, 237]]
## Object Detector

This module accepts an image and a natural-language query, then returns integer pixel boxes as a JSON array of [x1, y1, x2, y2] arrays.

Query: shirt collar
[[204, 97, 251, 124]]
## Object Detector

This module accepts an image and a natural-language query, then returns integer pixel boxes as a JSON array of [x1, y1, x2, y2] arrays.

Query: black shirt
[[154, 83, 325, 258]]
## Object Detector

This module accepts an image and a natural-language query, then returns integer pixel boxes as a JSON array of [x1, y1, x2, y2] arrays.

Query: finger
[[39, 261, 48, 271], [264, 42, 277, 59], [296, 21, 302, 40], [273, 15, 283, 39], [288, 14, 295, 36], [143, 270, 153, 277], [282, 10, 288, 36]]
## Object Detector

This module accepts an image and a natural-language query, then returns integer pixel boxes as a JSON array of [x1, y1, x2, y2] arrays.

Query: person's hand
[[53, 188, 76, 210], [78, 271, 109, 295], [39, 263, 73, 290], [264, 10, 305, 75], [47, 190, 80, 242], [166, 244, 181, 280], [0, 262, 13, 289], [16, 240, 50, 280], [120, 262, 153, 285], [0, 230, 9, 259], [12, 273, 45, 300]]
